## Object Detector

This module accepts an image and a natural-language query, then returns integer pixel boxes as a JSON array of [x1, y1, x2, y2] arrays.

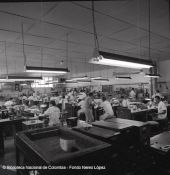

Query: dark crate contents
[[15, 126, 112, 175]]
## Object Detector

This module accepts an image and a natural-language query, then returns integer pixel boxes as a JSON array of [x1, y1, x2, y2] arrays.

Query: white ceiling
[[0, 0, 169, 77]]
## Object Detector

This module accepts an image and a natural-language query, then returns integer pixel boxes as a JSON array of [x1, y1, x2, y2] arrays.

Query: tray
[[16, 126, 111, 165]]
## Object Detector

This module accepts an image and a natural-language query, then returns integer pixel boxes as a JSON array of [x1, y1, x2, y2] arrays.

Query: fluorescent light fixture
[[0, 77, 7, 81], [25, 66, 69, 74], [65, 80, 77, 83], [46, 80, 59, 83], [20, 83, 27, 86], [91, 76, 102, 80], [0, 77, 15, 82], [144, 98, 151, 101], [7, 75, 42, 81], [91, 77, 109, 81], [90, 51, 154, 69], [65, 81, 77, 84], [70, 76, 89, 81], [144, 74, 160, 78], [115, 76, 132, 79], [77, 79, 91, 83], [65, 79, 76, 82]]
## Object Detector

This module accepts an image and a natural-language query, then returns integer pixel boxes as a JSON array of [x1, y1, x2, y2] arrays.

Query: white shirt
[[44, 106, 60, 126], [157, 101, 167, 119], [101, 101, 113, 116], [28, 96, 37, 101], [78, 92, 87, 100], [129, 90, 136, 98], [78, 100, 85, 109], [4, 100, 13, 107], [122, 99, 129, 107]]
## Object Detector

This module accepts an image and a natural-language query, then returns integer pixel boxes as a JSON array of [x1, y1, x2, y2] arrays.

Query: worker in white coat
[[84, 92, 94, 123], [44, 100, 60, 126]]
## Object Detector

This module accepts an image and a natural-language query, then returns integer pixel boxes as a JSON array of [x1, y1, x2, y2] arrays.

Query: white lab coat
[[157, 101, 167, 119], [44, 106, 60, 126]]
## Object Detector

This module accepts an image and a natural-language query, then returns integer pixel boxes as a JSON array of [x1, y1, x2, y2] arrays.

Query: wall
[[158, 60, 170, 93], [63, 68, 151, 97], [65, 68, 151, 89], [33, 87, 52, 94]]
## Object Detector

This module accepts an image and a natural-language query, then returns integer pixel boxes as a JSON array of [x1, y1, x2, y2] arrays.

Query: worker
[[129, 88, 136, 99], [152, 90, 163, 101], [4, 98, 14, 107], [84, 92, 94, 124], [44, 100, 60, 126], [120, 95, 129, 107], [154, 95, 168, 131], [99, 96, 114, 121]]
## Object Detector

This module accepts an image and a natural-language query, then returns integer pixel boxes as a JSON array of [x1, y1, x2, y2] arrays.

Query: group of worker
[[1, 88, 168, 131]]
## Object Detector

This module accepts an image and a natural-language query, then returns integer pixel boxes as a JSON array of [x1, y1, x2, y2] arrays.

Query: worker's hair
[[102, 96, 106, 101], [50, 100, 56, 106], [88, 92, 93, 97], [155, 95, 161, 100], [33, 101, 39, 106]]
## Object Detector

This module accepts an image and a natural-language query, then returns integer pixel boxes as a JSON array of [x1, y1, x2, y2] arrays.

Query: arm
[[44, 108, 51, 116], [157, 110, 166, 115]]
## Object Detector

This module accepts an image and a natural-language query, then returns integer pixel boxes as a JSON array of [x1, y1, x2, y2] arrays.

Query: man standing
[[154, 95, 168, 131], [129, 88, 136, 99], [84, 92, 94, 123], [100, 96, 114, 121]]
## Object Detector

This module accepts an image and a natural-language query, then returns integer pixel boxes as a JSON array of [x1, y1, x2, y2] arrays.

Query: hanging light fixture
[[0, 77, 14, 82], [143, 0, 160, 78], [144, 74, 160, 78], [91, 77, 109, 82], [25, 66, 69, 74], [115, 76, 132, 80], [89, 1, 154, 69], [90, 51, 154, 69], [68, 75, 89, 81], [77, 79, 91, 83], [6, 75, 42, 81]]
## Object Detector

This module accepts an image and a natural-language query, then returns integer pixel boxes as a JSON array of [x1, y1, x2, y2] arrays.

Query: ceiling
[[0, 0, 169, 78]]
